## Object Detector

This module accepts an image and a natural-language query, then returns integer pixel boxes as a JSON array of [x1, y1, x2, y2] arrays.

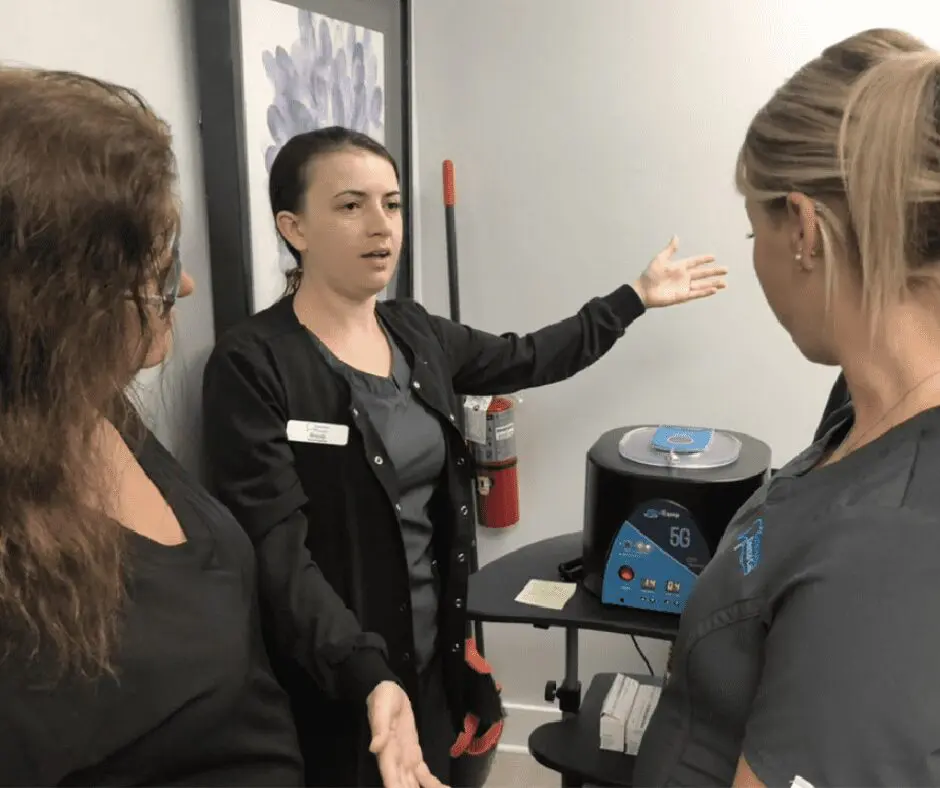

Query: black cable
[[631, 635, 655, 675]]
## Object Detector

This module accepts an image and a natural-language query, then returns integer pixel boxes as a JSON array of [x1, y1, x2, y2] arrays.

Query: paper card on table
[[514, 579, 577, 610]]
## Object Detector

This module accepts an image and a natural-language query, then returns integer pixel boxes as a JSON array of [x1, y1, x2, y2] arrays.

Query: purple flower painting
[[261, 8, 386, 175]]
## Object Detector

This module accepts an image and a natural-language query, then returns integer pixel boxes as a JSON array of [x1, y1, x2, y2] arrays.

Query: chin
[[795, 340, 838, 366], [364, 270, 396, 295]]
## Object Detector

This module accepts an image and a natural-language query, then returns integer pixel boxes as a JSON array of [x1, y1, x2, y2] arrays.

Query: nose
[[366, 202, 394, 236], [179, 271, 195, 299]]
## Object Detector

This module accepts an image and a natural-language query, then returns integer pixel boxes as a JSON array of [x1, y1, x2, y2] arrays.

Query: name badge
[[286, 420, 349, 446]]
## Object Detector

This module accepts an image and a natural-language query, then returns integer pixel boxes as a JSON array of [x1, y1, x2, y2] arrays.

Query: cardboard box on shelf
[[624, 684, 662, 756], [598, 674, 640, 753]]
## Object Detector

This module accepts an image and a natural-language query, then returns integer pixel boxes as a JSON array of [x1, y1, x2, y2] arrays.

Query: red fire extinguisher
[[472, 396, 520, 529]]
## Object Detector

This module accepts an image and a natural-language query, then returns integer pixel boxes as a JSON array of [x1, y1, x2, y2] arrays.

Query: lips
[[362, 249, 391, 259]]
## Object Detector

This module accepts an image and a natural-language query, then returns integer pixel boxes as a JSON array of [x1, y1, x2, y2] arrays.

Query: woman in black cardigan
[[202, 126, 727, 787]]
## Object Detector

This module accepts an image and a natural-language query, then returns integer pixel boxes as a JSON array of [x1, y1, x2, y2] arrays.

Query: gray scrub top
[[308, 326, 446, 672], [634, 404, 940, 786]]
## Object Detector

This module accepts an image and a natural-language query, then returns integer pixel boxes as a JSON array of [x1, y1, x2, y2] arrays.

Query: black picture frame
[[192, 0, 413, 340]]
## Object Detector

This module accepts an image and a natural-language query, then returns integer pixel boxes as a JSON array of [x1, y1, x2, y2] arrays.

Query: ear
[[786, 192, 819, 271], [275, 210, 308, 254]]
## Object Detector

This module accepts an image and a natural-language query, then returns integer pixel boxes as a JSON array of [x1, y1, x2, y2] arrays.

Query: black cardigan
[[201, 285, 645, 783]]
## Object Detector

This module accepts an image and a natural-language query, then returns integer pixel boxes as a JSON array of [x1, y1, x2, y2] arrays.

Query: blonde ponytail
[[736, 28, 940, 335], [839, 51, 940, 327]]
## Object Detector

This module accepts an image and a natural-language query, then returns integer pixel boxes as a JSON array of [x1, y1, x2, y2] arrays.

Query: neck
[[839, 303, 940, 438], [82, 418, 131, 512], [293, 276, 379, 339]]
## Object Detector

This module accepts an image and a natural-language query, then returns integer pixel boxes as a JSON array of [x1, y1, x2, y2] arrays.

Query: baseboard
[[497, 742, 531, 755], [498, 700, 562, 752]]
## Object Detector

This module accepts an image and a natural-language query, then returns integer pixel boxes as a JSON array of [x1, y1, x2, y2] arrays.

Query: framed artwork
[[192, 0, 413, 339]]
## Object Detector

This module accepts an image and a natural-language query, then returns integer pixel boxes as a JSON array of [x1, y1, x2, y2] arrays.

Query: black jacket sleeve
[[422, 284, 646, 395], [202, 336, 398, 704]]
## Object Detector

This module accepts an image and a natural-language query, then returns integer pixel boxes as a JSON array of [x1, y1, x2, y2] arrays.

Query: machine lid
[[618, 425, 742, 469]]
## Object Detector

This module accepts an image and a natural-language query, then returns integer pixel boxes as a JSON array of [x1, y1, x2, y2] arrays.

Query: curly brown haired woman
[[0, 67, 305, 785]]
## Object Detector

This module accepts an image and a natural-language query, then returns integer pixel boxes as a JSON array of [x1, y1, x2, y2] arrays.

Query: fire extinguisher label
[[462, 395, 493, 445], [494, 424, 514, 441], [474, 407, 516, 465]]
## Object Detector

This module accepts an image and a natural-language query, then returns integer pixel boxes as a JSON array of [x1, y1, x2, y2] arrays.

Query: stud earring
[[795, 252, 803, 262]]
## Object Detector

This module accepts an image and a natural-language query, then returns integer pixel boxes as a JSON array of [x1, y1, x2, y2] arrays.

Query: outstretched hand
[[367, 681, 448, 788], [632, 236, 727, 308]]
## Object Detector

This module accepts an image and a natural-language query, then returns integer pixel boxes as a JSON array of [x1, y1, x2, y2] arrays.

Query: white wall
[[8, 0, 939, 758], [0, 0, 212, 473], [411, 0, 940, 749]]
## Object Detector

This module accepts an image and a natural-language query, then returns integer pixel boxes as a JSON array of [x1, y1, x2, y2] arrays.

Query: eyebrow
[[332, 189, 402, 199]]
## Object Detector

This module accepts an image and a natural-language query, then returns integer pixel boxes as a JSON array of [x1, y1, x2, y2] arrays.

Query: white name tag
[[286, 420, 349, 446]]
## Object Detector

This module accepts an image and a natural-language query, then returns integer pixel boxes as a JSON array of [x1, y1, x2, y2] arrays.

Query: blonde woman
[[635, 29, 940, 786]]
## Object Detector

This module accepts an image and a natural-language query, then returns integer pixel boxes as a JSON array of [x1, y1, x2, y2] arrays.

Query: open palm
[[367, 681, 447, 788], [633, 236, 727, 308]]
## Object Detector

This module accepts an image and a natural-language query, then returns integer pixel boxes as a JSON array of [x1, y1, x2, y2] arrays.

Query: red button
[[619, 566, 635, 582]]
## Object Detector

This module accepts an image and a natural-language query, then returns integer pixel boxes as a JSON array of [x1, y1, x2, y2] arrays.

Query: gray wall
[[0, 0, 213, 474]]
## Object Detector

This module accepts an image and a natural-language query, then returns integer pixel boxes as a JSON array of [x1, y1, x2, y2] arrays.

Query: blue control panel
[[650, 426, 715, 454], [601, 499, 710, 614]]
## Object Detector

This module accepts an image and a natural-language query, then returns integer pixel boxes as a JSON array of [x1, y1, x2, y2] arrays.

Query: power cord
[[555, 557, 657, 676], [631, 635, 654, 675]]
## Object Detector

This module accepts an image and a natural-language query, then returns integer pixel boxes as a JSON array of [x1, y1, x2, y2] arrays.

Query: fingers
[[689, 266, 727, 281], [383, 744, 418, 788], [375, 748, 403, 788], [377, 748, 420, 788], [396, 709, 423, 771], [690, 277, 727, 292], [400, 741, 423, 775], [375, 743, 448, 788], [656, 235, 680, 260], [678, 255, 719, 270], [373, 715, 432, 788], [416, 762, 449, 788], [686, 287, 720, 300]]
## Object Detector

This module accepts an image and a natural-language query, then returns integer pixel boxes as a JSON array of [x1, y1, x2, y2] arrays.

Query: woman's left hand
[[632, 236, 727, 308]]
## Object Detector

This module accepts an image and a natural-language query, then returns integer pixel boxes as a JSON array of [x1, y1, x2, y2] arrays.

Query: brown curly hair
[[0, 68, 179, 677]]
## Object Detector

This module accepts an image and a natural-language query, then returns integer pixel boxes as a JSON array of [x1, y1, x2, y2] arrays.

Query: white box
[[599, 674, 640, 752], [599, 674, 625, 752], [624, 684, 662, 756]]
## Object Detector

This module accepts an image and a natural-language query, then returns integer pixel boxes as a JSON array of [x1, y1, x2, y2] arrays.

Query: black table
[[467, 533, 680, 787], [467, 533, 679, 639], [529, 673, 661, 787]]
